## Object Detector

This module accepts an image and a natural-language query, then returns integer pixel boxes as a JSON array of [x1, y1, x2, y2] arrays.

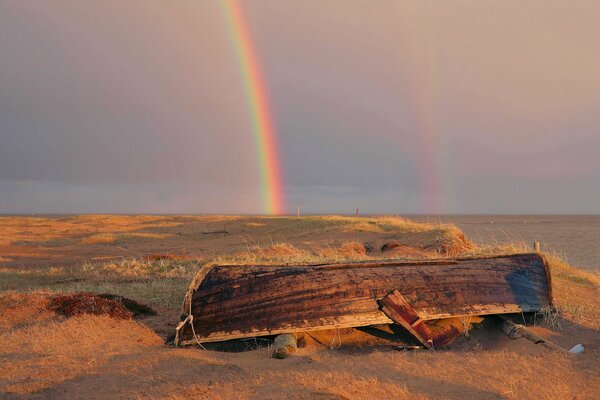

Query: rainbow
[[220, 0, 285, 214], [394, 3, 448, 214]]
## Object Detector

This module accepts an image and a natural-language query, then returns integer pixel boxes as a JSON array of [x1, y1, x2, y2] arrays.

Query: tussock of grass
[[229, 243, 319, 264], [119, 232, 172, 239], [11, 238, 76, 247], [458, 241, 530, 258], [80, 233, 117, 245], [319, 241, 370, 260], [275, 215, 444, 235], [545, 254, 600, 329], [244, 222, 266, 227], [49, 292, 134, 319], [82, 258, 200, 278], [548, 254, 600, 287], [80, 232, 171, 245]]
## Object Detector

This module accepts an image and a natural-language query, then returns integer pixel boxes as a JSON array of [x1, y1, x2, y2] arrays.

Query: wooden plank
[[379, 290, 434, 347], [176, 253, 552, 344], [379, 290, 470, 348]]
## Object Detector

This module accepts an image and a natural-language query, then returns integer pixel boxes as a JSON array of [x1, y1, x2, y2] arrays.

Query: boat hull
[[175, 253, 552, 345]]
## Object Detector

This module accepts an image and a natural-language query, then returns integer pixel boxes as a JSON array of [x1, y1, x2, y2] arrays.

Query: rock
[[568, 344, 584, 354], [272, 333, 297, 359]]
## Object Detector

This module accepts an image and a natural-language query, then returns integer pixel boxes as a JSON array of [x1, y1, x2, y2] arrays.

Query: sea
[[409, 215, 600, 272]]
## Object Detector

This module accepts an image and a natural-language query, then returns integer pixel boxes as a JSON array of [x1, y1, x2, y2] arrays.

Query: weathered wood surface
[[176, 254, 552, 345], [498, 316, 565, 352], [379, 289, 467, 348], [379, 290, 435, 347]]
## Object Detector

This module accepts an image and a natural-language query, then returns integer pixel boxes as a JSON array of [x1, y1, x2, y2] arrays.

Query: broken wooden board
[[379, 290, 483, 347], [175, 253, 552, 345], [379, 289, 436, 347]]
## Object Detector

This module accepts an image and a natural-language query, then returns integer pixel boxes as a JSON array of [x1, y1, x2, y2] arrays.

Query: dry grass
[[0, 291, 55, 331], [244, 221, 266, 227], [0, 313, 162, 394], [0, 215, 598, 399], [227, 242, 366, 265], [545, 255, 600, 330], [320, 241, 370, 260], [0, 214, 182, 246], [120, 232, 172, 239], [1, 289, 597, 399], [80, 232, 172, 245], [273, 215, 445, 235], [80, 232, 118, 244], [82, 258, 200, 278]]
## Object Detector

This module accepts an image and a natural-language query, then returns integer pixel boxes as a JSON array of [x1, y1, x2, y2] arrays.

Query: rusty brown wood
[[379, 290, 466, 348], [175, 253, 552, 345], [379, 290, 434, 347]]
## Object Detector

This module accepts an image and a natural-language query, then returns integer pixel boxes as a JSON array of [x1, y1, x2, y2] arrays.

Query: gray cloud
[[1, 0, 599, 214]]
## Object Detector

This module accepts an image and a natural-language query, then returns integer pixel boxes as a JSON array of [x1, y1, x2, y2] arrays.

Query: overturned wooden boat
[[175, 253, 552, 347]]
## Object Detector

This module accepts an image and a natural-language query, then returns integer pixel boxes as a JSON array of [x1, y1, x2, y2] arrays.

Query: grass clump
[[49, 292, 133, 319], [274, 215, 445, 235], [229, 243, 320, 264], [82, 258, 200, 278], [80, 233, 117, 245]]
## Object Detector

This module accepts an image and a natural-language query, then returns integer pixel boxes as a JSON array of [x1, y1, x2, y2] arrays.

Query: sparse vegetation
[[50, 292, 134, 319], [80, 233, 118, 245], [0, 215, 598, 399]]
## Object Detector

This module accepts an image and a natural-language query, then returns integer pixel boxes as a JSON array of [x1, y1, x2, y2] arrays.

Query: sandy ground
[[0, 215, 599, 399]]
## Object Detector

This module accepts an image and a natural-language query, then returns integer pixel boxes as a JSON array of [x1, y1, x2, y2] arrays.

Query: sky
[[1, 0, 599, 214]]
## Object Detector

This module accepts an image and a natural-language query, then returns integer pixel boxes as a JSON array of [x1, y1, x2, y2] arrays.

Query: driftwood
[[175, 253, 552, 346], [498, 316, 565, 352], [272, 334, 297, 359]]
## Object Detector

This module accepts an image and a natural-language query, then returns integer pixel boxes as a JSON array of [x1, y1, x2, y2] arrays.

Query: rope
[[187, 314, 206, 350], [176, 289, 205, 349], [329, 328, 342, 349]]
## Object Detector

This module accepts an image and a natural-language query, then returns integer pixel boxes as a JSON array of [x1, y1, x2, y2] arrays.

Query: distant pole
[[297, 205, 300, 218], [355, 208, 359, 216], [533, 241, 541, 252]]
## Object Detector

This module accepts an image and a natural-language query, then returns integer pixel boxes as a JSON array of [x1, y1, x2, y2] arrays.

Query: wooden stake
[[297, 206, 300, 218], [498, 316, 565, 352]]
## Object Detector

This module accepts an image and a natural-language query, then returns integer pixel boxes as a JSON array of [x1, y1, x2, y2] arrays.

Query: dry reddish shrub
[[337, 241, 369, 257], [49, 292, 132, 319], [380, 241, 433, 258]]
